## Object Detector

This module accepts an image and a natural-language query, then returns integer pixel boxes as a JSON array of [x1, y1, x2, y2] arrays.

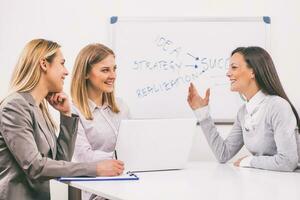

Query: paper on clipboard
[[58, 172, 139, 182]]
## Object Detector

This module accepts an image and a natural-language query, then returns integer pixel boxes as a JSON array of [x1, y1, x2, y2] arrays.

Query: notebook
[[115, 118, 196, 172]]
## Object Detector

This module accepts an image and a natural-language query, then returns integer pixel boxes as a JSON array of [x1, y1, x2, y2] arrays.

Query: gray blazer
[[0, 92, 97, 200]]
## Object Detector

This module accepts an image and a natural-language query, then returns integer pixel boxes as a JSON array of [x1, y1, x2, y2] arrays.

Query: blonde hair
[[9, 38, 60, 130], [71, 43, 120, 120]]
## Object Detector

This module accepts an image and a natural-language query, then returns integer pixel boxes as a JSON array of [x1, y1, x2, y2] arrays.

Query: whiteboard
[[110, 17, 270, 123]]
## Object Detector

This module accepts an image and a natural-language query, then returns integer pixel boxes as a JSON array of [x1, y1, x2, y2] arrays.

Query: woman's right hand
[[187, 83, 210, 110], [96, 160, 124, 176], [46, 92, 71, 116]]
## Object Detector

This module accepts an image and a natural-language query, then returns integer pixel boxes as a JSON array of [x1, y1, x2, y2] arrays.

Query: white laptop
[[115, 118, 196, 172]]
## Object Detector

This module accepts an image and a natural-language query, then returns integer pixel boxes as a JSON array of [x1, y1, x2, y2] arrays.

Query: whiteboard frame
[[109, 16, 271, 124], [110, 16, 271, 50]]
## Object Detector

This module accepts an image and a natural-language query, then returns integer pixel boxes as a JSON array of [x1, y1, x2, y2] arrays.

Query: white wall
[[1, 0, 299, 159], [1, 0, 300, 104], [1, 0, 299, 198]]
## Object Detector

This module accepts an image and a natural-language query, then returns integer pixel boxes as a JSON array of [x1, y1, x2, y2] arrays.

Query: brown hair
[[232, 46, 300, 133]]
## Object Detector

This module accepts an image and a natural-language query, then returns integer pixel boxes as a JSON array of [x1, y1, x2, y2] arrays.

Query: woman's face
[[87, 54, 116, 94], [45, 49, 68, 92], [226, 52, 255, 94]]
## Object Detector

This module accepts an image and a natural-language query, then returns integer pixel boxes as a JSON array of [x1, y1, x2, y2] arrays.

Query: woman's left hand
[[46, 92, 71, 116], [233, 156, 249, 167]]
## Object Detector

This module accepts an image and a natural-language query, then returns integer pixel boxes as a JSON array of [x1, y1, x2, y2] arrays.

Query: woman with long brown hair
[[188, 46, 300, 172]]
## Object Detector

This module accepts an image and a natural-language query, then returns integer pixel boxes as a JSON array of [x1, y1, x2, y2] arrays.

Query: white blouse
[[71, 98, 130, 162]]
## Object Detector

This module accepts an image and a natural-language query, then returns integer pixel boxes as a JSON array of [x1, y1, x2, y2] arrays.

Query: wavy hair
[[71, 43, 119, 120], [9, 38, 60, 130]]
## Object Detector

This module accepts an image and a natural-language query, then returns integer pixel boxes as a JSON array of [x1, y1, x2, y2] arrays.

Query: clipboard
[[58, 172, 139, 182]]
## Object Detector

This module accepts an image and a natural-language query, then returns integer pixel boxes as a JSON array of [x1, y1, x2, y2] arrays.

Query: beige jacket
[[0, 92, 97, 200]]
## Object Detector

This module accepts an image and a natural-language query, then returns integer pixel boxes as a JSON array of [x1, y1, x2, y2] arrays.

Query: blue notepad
[[58, 172, 139, 181]]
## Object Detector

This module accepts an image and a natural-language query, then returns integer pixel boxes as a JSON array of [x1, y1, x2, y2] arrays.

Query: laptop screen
[[115, 118, 196, 172]]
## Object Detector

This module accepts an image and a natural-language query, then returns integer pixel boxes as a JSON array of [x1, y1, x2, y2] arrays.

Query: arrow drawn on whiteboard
[[186, 52, 199, 60], [185, 64, 198, 69]]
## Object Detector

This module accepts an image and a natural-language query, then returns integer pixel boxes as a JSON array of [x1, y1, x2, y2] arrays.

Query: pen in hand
[[114, 150, 118, 160]]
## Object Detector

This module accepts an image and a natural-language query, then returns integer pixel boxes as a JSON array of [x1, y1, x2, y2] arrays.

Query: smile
[[104, 81, 114, 86]]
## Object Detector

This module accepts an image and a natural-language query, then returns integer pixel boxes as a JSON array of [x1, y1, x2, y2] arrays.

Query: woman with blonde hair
[[0, 39, 124, 200], [71, 43, 130, 200]]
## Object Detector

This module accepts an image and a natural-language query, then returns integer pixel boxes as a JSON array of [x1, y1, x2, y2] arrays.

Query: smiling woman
[[70, 43, 130, 200], [87, 54, 117, 99], [187, 46, 300, 172]]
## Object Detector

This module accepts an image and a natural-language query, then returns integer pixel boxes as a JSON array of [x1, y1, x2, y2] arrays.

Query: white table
[[58, 162, 300, 200]]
